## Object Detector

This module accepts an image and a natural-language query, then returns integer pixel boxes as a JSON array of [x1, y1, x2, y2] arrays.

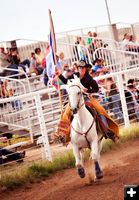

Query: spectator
[[29, 52, 38, 76], [121, 33, 130, 51], [34, 47, 44, 75], [107, 83, 123, 122], [124, 82, 139, 120], [86, 31, 95, 61], [10, 49, 30, 70], [0, 80, 22, 110], [122, 33, 128, 40], [0, 80, 13, 98], [77, 38, 88, 62], [73, 36, 81, 61], [128, 35, 139, 52], [127, 79, 139, 103], [58, 52, 69, 71], [89, 69, 96, 78], [43, 68, 49, 86], [92, 58, 109, 76], [124, 89, 137, 120], [1, 48, 30, 77], [86, 31, 93, 45], [129, 35, 135, 43], [0, 47, 10, 75]]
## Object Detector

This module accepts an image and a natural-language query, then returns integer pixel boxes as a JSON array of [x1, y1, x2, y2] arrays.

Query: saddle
[[54, 101, 116, 144], [85, 101, 116, 141]]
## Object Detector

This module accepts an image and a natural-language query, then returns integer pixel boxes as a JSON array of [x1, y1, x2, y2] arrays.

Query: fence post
[[35, 94, 52, 161], [131, 24, 136, 39], [116, 74, 129, 126]]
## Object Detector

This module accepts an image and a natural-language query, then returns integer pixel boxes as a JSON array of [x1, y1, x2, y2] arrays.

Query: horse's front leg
[[90, 139, 103, 181], [72, 144, 85, 178]]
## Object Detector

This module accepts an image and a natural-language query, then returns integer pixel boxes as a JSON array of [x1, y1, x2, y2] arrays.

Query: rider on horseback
[[54, 60, 119, 143]]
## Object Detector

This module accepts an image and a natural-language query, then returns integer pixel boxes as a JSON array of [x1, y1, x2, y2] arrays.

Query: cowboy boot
[[98, 115, 116, 142]]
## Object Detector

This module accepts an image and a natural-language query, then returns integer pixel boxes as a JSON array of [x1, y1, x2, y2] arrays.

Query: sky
[[0, 0, 139, 42]]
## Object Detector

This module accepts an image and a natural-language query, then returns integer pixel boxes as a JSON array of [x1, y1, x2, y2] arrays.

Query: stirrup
[[106, 131, 117, 142]]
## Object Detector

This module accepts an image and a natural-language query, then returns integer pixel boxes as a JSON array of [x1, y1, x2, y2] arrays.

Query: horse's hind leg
[[90, 139, 103, 180], [97, 137, 103, 160], [72, 145, 85, 178]]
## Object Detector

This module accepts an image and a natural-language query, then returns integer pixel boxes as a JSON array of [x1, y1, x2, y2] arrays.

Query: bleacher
[[0, 22, 139, 165]]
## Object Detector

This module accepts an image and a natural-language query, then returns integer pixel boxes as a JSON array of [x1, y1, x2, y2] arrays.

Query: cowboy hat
[[78, 60, 92, 68]]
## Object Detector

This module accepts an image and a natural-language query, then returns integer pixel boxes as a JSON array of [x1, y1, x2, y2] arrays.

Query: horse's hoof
[[77, 166, 85, 178], [94, 176, 100, 182], [96, 171, 103, 179]]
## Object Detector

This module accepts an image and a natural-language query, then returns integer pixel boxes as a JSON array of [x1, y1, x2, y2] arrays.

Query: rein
[[69, 84, 81, 90], [71, 118, 95, 148]]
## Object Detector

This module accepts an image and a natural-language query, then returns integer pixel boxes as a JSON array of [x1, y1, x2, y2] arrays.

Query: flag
[[46, 9, 57, 78], [47, 10, 63, 114], [46, 36, 55, 78]]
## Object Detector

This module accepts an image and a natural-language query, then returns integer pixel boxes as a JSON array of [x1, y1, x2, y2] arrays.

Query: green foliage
[[0, 169, 29, 189], [28, 164, 49, 178], [102, 124, 139, 153], [0, 151, 75, 190], [119, 124, 139, 142]]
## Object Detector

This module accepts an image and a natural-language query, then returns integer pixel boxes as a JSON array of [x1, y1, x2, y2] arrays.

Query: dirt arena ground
[[0, 139, 139, 200]]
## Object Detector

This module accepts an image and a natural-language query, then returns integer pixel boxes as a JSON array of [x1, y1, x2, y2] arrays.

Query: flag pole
[[48, 9, 63, 117]]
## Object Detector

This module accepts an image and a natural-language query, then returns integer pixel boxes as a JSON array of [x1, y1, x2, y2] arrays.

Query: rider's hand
[[55, 67, 61, 76], [81, 86, 88, 93]]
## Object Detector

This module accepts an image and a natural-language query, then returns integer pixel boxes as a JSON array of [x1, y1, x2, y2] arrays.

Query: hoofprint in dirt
[[0, 140, 139, 200]]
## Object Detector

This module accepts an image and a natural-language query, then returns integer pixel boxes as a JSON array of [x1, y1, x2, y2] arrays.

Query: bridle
[[68, 84, 85, 113]]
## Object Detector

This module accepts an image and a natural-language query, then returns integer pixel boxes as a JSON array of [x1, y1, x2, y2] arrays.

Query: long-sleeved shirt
[[59, 72, 99, 94]]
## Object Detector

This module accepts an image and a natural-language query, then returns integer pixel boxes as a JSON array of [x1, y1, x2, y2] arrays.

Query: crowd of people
[[121, 33, 139, 52], [0, 32, 139, 121], [73, 31, 108, 62], [0, 32, 139, 165], [55, 56, 139, 124]]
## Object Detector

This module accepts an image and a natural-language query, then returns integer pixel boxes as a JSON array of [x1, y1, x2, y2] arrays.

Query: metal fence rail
[[0, 67, 139, 166], [93, 48, 139, 73]]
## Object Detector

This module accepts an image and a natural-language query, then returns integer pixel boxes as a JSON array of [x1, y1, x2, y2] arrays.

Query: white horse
[[64, 77, 103, 180]]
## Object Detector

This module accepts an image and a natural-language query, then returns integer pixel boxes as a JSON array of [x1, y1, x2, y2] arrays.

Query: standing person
[[29, 52, 38, 75], [54, 60, 119, 143], [34, 48, 44, 75], [0, 47, 10, 76], [73, 36, 81, 61], [107, 82, 123, 123]]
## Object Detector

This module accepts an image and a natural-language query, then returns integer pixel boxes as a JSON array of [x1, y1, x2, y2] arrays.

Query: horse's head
[[66, 76, 84, 114]]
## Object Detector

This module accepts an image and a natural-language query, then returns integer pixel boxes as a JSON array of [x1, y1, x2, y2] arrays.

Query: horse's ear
[[73, 74, 78, 79], [67, 79, 71, 85]]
